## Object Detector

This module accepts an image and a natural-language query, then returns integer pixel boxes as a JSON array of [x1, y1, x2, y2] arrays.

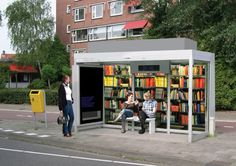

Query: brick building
[[56, 0, 148, 64]]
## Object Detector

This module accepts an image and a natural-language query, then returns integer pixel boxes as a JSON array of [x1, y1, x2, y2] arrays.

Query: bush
[[0, 89, 30, 104], [0, 89, 58, 105], [45, 89, 58, 105], [28, 79, 47, 89], [51, 81, 61, 90]]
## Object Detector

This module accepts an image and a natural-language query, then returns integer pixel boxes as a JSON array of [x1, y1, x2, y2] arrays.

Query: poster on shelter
[[80, 67, 103, 124]]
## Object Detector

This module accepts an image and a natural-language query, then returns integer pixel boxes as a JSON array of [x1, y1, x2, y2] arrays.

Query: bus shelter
[[72, 43, 215, 143]]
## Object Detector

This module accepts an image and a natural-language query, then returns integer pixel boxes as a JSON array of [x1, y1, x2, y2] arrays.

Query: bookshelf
[[134, 73, 168, 129], [104, 65, 131, 124], [170, 64, 206, 131]]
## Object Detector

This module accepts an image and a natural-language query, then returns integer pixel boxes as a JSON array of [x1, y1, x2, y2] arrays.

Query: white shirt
[[64, 84, 72, 101]]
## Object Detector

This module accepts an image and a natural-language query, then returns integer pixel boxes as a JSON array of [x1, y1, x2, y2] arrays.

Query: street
[[1, 106, 236, 166], [0, 137, 156, 166]]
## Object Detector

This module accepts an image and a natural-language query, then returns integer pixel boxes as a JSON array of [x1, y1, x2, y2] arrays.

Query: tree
[[45, 36, 70, 78], [62, 66, 72, 76], [41, 64, 57, 89], [5, 0, 54, 62], [136, 0, 236, 109], [0, 10, 2, 26], [0, 63, 9, 89]]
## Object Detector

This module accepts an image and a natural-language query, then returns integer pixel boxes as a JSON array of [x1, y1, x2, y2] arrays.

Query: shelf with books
[[170, 64, 206, 131], [104, 65, 132, 124], [133, 73, 168, 129]]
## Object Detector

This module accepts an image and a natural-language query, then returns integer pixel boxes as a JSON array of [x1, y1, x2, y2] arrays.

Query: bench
[[126, 116, 156, 134]]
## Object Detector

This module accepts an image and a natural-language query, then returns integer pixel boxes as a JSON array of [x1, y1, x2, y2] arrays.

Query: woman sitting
[[113, 91, 139, 133]]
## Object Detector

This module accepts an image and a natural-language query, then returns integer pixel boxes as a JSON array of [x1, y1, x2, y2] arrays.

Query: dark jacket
[[123, 102, 138, 113], [58, 83, 73, 111]]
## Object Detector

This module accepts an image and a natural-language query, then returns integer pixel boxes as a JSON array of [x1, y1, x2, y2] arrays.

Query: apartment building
[[56, 0, 149, 64]]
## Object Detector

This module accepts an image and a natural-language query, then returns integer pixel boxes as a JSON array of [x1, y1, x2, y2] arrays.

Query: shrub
[[28, 79, 47, 89], [0, 89, 30, 104], [0, 89, 58, 105]]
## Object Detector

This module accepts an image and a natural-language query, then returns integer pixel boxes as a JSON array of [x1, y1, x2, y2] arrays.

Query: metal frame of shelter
[[72, 49, 215, 143]]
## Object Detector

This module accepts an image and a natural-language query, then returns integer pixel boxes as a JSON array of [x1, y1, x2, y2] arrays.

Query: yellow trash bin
[[29, 90, 46, 113]]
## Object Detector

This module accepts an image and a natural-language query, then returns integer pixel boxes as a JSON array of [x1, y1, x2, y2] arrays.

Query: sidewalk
[[0, 104, 236, 166]]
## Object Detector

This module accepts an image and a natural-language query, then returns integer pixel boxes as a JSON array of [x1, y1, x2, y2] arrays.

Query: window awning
[[125, 0, 140, 7], [9, 64, 38, 73], [124, 20, 148, 30]]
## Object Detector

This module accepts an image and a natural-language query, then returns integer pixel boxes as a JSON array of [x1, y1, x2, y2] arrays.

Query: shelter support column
[[209, 56, 215, 136], [167, 74, 171, 134], [72, 64, 80, 132], [188, 58, 193, 143]]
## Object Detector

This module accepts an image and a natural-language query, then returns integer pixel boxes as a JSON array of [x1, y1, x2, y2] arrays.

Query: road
[[0, 137, 156, 166], [0, 109, 57, 122]]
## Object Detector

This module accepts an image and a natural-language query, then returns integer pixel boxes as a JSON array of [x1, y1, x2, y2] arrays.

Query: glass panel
[[89, 27, 106, 40], [107, 24, 125, 39], [76, 29, 88, 41], [79, 8, 84, 20], [110, 1, 123, 16], [92, 4, 103, 19], [74, 8, 85, 21], [128, 28, 143, 36]]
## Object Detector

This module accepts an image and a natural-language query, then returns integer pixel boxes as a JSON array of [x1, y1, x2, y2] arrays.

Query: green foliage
[[62, 66, 71, 76], [5, 0, 54, 54], [50, 81, 61, 90], [43, 36, 70, 78], [0, 89, 58, 105], [140, 0, 236, 110], [0, 89, 30, 104], [0, 63, 10, 89], [28, 79, 47, 89], [45, 90, 58, 105], [0, 10, 2, 26], [41, 64, 57, 88], [215, 63, 236, 110]]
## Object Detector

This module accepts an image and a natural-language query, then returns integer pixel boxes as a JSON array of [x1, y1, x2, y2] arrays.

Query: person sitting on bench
[[112, 91, 139, 133], [138, 91, 157, 134]]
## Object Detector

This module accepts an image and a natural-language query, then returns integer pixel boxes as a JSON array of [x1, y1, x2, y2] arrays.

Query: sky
[[0, 0, 56, 54]]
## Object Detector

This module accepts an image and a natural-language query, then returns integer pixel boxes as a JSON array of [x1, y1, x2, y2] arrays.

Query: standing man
[[138, 91, 157, 134], [58, 75, 74, 137]]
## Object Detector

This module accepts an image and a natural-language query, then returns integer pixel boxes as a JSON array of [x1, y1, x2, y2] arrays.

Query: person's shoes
[[138, 129, 145, 134], [121, 129, 126, 133], [69, 133, 72, 137], [64, 134, 69, 137]]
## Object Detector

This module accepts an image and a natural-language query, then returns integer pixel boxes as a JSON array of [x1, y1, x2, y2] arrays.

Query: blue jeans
[[121, 109, 133, 122], [63, 101, 74, 135]]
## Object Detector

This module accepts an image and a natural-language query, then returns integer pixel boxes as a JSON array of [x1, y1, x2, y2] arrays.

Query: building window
[[89, 27, 106, 41], [72, 29, 88, 42], [67, 25, 71, 33], [107, 24, 126, 39], [91, 4, 104, 19], [74, 7, 85, 22], [66, 5, 71, 14], [128, 28, 144, 37], [110, 1, 123, 16], [66, 44, 70, 53], [23, 74, 28, 82], [129, 5, 144, 13], [74, 48, 86, 54]]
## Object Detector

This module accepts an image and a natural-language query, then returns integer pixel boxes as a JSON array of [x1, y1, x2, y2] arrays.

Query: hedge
[[0, 89, 58, 105]]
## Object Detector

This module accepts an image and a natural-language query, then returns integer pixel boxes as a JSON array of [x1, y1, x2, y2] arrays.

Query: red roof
[[124, 20, 148, 30], [9, 64, 38, 73]]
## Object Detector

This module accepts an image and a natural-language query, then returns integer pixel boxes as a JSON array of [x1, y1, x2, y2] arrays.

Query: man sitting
[[138, 91, 157, 134]]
